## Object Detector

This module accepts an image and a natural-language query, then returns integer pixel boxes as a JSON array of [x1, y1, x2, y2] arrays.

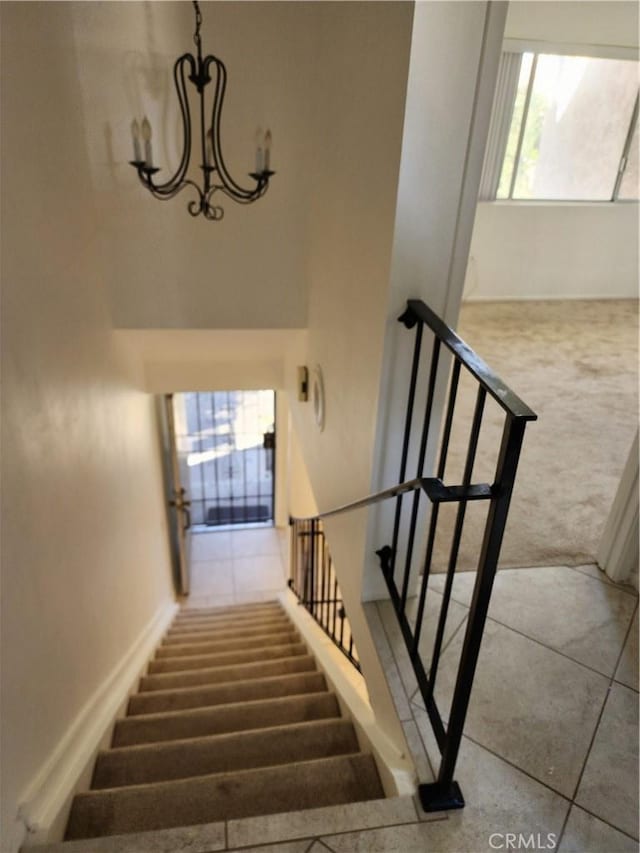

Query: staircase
[[64, 600, 384, 841]]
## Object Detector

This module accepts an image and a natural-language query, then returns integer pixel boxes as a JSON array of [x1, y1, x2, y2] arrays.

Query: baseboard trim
[[18, 599, 179, 844], [278, 590, 415, 798]]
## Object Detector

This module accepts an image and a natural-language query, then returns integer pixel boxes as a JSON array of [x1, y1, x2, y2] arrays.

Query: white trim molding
[[18, 600, 179, 846], [278, 589, 416, 798], [597, 430, 639, 589]]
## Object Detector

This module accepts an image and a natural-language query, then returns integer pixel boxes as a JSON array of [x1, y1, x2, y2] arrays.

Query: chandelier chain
[[193, 0, 203, 54]]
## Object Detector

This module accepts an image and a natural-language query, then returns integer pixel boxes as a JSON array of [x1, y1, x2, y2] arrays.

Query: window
[[480, 52, 639, 202]]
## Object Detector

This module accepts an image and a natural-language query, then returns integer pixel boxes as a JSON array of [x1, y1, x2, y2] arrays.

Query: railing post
[[419, 414, 527, 812], [310, 518, 318, 617]]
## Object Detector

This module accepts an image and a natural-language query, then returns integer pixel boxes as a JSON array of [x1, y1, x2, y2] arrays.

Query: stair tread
[[178, 601, 280, 618], [164, 616, 291, 640], [94, 719, 358, 788], [171, 607, 283, 627], [154, 629, 299, 658], [148, 642, 306, 673], [140, 654, 315, 692], [161, 621, 293, 646], [128, 670, 327, 715], [113, 691, 341, 747], [168, 614, 290, 634], [66, 753, 384, 839]]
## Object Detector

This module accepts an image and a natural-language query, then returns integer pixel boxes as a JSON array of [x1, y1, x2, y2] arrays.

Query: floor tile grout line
[[481, 613, 632, 681], [565, 563, 639, 599], [408, 696, 635, 827], [458, 731, 575, 802], [316, 815, 448, 843], [569, 597, 639, 805], [227, 816, 439, 851], [554, 799, 574, 852], [567, 802, 640, 843], [315, 839, 338, 853], [407, 612, 469, 709], [428, 597, 635, 683]]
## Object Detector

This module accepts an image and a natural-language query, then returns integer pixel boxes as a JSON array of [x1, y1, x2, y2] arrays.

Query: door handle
[[263, 431, 275, 450]]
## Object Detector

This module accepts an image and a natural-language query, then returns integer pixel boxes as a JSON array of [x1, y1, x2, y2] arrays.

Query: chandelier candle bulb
[[131, 119, 142, 162], [255, 128, 264, 173], [264, 129, 272, 171], [141, 116, 153, 166]]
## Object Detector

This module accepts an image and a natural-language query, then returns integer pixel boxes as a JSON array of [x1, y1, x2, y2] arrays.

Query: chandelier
[[129, 1, 274, 221]]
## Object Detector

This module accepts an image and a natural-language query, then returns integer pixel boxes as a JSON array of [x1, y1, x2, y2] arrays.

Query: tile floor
[[175, 535, 638, 853], [182, 527, 289, 609]]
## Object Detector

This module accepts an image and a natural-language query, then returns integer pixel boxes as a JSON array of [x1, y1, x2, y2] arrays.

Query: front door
[[172, 390, 276, 529], [164, 394, 192, 595]]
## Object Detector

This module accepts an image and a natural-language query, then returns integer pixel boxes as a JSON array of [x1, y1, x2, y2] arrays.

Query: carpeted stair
[[64, 600, 383, 840]]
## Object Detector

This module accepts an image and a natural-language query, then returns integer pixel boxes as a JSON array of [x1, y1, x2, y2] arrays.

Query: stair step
[[154, 629, 299, 659], [166, 615, 291, 638], [128, 670, 327, 715], [161, 621, 292, 647], [171, 606, 283, 630], [113, 691, 341, 747], [94, 719, 359, 788], [148, 642, 307, 674], [177, 601, 280, 620], [66, 753, 384, 839], [139, 655, 316, 693]]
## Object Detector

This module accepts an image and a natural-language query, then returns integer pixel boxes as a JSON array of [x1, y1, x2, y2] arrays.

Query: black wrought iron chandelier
[[129, 1, 274, 221]]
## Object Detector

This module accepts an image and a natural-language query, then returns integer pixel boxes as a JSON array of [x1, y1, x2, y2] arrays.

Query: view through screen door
[[172, 391, 276, 528]]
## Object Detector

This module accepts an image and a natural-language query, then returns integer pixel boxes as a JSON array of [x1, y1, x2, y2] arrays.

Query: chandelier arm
[[208, 57, 265, 201], [141, 54, 195, 196], [212, 184, 267, 205], [145, 178, 203, 204]]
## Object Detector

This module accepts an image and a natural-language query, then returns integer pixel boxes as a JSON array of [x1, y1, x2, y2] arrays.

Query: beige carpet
[[432, 299, 638, 571], [65, 601, 382, 840]]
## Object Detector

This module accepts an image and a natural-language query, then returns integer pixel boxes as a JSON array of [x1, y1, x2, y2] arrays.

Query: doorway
[[172, 390, 276, 530]]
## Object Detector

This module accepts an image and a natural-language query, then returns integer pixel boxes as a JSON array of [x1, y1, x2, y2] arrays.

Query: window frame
[[480, 48, 640, 204]]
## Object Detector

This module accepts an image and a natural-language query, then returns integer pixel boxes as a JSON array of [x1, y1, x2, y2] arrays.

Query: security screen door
[[171, 391, 275, 528]]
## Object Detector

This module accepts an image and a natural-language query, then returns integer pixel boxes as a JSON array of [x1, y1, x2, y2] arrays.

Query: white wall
[[465, 202, 639, 301], [284, 0, 416, 768], [464, 0, 639, 303], [0, 5, 174, 851], [366, 1, 507, 599], [504, 1, 639, 53], [114, 328, 307, 393]]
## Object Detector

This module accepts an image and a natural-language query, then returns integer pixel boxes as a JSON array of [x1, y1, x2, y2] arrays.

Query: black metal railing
[[289, 298, 536, 814], [288, 517, 360, 671]]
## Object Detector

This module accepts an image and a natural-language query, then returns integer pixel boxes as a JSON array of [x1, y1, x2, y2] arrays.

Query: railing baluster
[[434, 415, 526, 799], [331, 574, 338, 641], [321, 534, 328, 627], [391, 320, 424, 580], [437, 360, 461, 479], [401, 337, 441, 608], [411, 358, 464, 656], [427, 386, 486, 691]]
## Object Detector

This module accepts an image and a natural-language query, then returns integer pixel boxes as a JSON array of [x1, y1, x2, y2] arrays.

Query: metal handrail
[[289, 478, 493, 523], [401, 300, 537, 421], [289, 298, 536, 817]]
